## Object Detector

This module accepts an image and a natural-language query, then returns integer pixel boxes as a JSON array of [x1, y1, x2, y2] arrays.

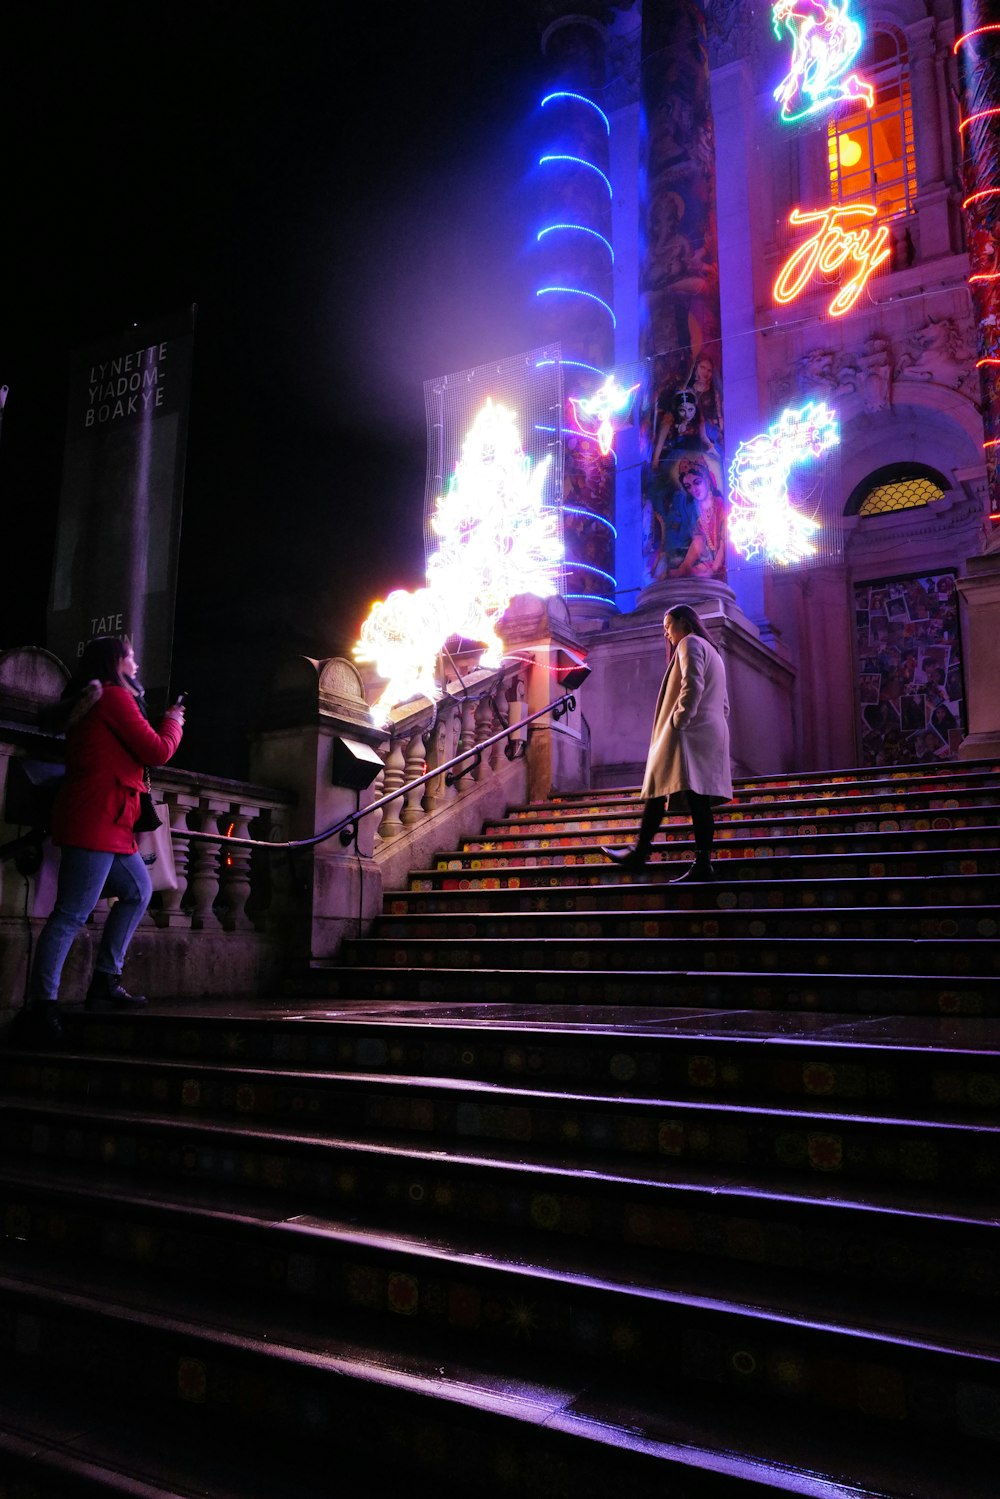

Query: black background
[[0, 1, 547, 773]]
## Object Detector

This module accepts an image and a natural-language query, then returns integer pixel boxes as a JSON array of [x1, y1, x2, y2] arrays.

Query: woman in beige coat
[[604, 604, 733, 880]]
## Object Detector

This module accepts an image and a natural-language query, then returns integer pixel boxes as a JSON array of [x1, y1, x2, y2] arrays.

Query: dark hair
[[68, 635, 132, 693], [665, 604, 713, 642]]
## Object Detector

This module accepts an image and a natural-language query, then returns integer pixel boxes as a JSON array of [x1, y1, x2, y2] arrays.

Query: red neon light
[[959, 107, 1000, 131], [963, 188, 1000, 209], [954, 23, 1000, 53], [976, 357, 1000, 367], [773, 203, 891, 317], [970, 272, 1000, 283]]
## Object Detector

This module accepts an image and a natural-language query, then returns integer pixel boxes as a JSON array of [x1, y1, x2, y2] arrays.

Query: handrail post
[[248, 657, 385, 962], [498, 594, 591, 798]]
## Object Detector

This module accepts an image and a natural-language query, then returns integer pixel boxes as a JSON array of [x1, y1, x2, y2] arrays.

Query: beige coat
[[640, 633, 733, 806]]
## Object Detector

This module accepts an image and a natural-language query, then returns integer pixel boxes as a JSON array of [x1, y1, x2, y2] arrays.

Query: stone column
[[956, 553, 1000, 758], [535, 13, 618, 621], [638, 0, 727, 601], [955, 4, 1000, 515]]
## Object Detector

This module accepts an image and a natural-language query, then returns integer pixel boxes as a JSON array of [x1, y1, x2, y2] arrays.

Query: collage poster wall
[[853, 570, 965, 766]]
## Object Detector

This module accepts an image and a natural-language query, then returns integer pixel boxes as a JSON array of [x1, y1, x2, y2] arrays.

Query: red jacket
[[52, 684, 183, 854]]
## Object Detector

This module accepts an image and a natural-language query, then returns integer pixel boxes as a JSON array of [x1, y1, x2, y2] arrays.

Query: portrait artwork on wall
[[853, 570, 965, 766]]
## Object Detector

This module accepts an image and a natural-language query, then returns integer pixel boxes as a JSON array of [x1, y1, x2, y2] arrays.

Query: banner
[[46, 308, 196, 706]]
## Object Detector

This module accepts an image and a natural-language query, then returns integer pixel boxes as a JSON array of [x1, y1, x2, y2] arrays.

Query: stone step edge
[[3, 1096, 1000, 1207], [1, 1168, 996, 1369], [5, 1055, 1000, 1131], [0, 1298, 919, 1499]]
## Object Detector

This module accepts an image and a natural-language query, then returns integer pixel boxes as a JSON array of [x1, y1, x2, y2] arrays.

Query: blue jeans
[[30, 846, 152, 1001]]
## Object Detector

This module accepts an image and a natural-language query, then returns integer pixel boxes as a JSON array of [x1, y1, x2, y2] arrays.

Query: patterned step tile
[[314, 965, 997, 1016]]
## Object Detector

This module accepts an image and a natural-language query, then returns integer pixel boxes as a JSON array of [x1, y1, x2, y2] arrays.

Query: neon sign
[[728, 401, 840, 565], [568, 375, 639, 456], [772, 0, 874, 122], [774, 204, 891, 316], [355, 400, 561, 722]]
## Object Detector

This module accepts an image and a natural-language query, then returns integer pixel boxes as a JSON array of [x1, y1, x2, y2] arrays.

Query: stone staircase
[[0, 758, 998, 1496]]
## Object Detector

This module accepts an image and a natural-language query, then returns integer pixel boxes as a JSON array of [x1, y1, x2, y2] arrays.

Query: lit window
[[827, 27, 916, 220], [846, 465, 948, 517]]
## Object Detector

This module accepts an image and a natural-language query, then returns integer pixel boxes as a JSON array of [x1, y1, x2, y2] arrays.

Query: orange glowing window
[[827, 27, 916, 220]]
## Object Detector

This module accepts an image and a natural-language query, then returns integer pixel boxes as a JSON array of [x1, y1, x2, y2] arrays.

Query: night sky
[[0, 1, 548, 773]]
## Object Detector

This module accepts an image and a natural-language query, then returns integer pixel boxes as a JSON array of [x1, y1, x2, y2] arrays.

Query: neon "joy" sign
[[774, 204, 891, 316]]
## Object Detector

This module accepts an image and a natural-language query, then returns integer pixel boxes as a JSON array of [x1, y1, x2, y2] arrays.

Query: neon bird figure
[[772, 0, 875, 123], [728, 401, 840, 566], [568, 375, 640, 457]]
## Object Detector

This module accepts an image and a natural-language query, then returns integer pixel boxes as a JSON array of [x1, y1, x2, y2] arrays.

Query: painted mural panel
[[853, 571, 965, 767]]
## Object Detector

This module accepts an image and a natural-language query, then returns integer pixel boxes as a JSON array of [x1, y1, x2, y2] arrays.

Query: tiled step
[[340, 932, 1000, 981], [25, 1004, 1000, 1111], [410, 843, 1000, 892], [453, 805, 1000, 858], [5, 1031, 1000, 1124], [388, 872, 1000, 916], [371, 902, 1000, 943], [4, 1068, 999, 1192], [3, 1144, 997, 1312], [0, 1253, 993, 1499], [498, 786, 1000, 832], [1, 1166, 998, 1440], [309, 963, 996, 1014], [541, 760, 1000, 803]]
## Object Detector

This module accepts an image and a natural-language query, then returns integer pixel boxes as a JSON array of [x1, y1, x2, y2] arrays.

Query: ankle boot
[[670, 853, 715, 884], [602, 796, 666, 870], [85, 972, 147, 1011]]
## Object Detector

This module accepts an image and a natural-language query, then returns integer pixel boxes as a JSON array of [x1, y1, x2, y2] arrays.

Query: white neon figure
[[568, 375, 640, 456], [728, 401, 839, 565], [355, 399, 561, 721], [772, 0, 874, 123]]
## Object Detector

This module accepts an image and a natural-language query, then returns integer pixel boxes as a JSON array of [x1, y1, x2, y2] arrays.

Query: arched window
[[827, 26, 917, 220], [846, 463, 949, 517]]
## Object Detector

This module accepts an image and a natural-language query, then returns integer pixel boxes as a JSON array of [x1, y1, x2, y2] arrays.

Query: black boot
[[670, 852, 715, 883], [602, 796, 666, 870], [85, 972, 147, 1011]]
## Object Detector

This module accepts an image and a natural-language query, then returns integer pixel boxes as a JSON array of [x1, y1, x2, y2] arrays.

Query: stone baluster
[[157, 792, 198, 928], [219, 802, 257, 931], [456, 697, 478, 790], [441, 704, 461, 809], [368, 764, 386, 841], [421, 714, 448, 817], [187, 798, 228, 929], [474, 693, 495, 782], [400, 732, 427, 827], [376, 739, 406, 841]]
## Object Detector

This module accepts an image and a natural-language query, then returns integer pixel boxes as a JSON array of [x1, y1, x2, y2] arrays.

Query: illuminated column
[[954, 8, 1000, 520], [638, 0, 727, 598], [534, 15, 618, 618]]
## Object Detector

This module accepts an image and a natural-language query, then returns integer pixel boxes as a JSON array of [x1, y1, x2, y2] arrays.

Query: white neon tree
[[728, 401, 840, 565], [355, 399, 561, 722]]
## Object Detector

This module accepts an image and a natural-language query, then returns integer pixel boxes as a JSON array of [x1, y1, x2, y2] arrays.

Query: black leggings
[[687, 791, 714, 855]]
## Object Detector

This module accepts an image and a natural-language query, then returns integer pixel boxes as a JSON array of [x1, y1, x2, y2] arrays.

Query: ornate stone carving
[[707, 0, 762, 69], [893, 317, 979, 397]]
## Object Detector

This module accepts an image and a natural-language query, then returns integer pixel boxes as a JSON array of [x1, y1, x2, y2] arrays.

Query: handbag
[[137, 813, 177, 891], [134, 768, 162, 832]]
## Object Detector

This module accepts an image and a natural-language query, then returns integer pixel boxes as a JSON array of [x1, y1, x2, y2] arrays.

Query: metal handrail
[[181, 689, 581, 853]]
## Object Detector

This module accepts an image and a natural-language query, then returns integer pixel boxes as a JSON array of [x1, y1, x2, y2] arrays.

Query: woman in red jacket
[[24, 636, 184, 1043]]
